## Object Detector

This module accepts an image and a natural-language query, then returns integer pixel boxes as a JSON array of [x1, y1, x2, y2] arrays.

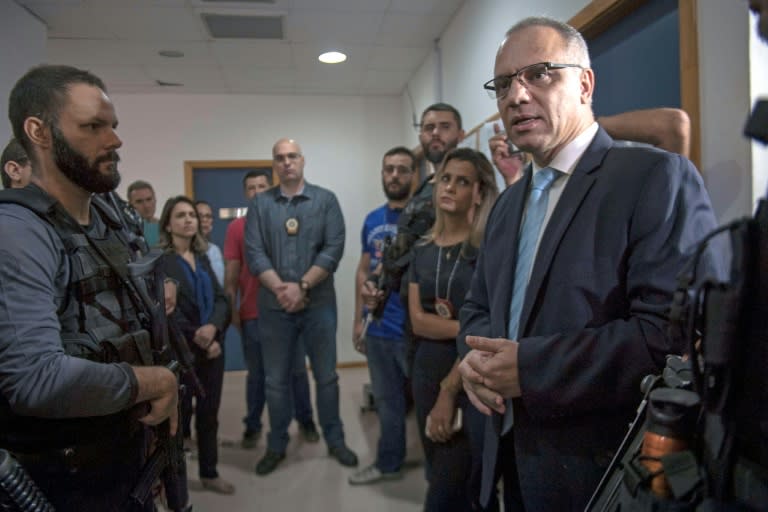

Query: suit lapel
[[518, 128, 613, 336]]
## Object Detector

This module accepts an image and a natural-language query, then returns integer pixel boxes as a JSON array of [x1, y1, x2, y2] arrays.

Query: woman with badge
[[408, 148, 498, 511]]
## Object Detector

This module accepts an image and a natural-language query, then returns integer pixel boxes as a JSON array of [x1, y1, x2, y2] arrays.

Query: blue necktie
[[502, 167, 560, 434]]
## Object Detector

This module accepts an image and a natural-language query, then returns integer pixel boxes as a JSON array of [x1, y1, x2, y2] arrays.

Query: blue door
[[191, 163, 272, 371]]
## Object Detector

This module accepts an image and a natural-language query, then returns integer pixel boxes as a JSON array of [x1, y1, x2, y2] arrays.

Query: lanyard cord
[[435, 244, 461, 302]]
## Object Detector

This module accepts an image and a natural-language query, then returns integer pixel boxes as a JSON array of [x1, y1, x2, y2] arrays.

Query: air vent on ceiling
[[156, 80, 183, 87], [202, 14, 284, 39]]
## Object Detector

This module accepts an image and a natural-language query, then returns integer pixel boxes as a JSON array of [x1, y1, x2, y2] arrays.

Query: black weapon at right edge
[[0, 449, 54, 511], [360, 237, 392, 341], [126, 249, 200, 512], [586, 210, 768, 511]]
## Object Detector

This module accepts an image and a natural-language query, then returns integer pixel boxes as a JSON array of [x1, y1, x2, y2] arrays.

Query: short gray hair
[[507, 16, 590, 68]]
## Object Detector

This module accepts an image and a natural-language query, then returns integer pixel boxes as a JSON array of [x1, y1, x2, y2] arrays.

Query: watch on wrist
[[300, 280, 310, 293]]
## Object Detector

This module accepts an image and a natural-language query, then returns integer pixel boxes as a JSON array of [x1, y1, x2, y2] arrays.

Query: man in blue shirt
[[349, 146, 416, 485], [245, 137, 357, 475]]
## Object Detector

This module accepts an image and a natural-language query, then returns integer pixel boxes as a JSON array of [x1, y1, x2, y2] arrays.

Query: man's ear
[[580, 68, 595, 105], [24, 117, 51, 149], [4, 161, 22, 181]]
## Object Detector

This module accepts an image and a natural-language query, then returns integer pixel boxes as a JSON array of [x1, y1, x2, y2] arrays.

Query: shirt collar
[[532, 122, 599, 176], [278, 182, 310, 200]]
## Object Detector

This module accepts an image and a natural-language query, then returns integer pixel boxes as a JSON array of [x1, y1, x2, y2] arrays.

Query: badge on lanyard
[[434, 298, 455, 319], [285, 217, 299, 235]]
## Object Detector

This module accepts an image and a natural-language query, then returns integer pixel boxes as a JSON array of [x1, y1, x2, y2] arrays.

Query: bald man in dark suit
[[458, 16, 720, 511]]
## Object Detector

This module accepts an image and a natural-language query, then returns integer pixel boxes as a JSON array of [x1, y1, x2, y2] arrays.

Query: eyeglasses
[[382, 165, 414, 175], [274, 152, 302, 163], [483, 62, 584, 100]]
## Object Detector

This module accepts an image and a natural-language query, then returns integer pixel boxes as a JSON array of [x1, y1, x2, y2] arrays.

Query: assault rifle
[[126, 249, 202, 512]]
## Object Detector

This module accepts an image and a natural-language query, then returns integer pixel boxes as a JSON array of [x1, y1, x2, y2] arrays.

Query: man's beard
[[52, 125, 121, 194], [383, 178, 411, 201], [424, 139, 458, 165]]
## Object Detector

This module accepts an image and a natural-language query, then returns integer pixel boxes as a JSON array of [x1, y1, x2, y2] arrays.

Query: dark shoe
[[241, 429, 261, 449], [328, 444, 358, 467], [255, 450, 285, 475], [201, 476, 235, 495], [299, 421, 320, 443]]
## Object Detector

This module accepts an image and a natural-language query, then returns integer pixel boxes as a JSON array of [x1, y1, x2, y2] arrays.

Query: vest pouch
[[98, 329, 154, 366], [61, 333, 101, 359]]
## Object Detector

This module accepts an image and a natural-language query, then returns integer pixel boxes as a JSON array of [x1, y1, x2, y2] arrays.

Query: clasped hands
[[275, 281, 308, 313], [193, 323, 221, 359], [459, 336, 522, 416]]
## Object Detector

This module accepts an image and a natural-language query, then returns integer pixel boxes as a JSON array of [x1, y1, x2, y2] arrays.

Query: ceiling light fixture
[[158, 50, 185, 58], [318, 51, 347, 64]]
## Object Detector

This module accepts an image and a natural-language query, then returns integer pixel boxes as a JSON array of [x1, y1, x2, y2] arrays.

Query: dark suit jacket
[[458, 127, 720, 510], [162, 251, 230, 362]]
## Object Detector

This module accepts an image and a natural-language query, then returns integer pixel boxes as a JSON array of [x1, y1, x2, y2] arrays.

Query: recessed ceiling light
[[158, 50, 184, 58], [318, 51, 347, 64]]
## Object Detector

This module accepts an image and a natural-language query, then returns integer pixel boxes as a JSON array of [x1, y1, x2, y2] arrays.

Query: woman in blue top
[[408, 148, 499, 511], [159, 196, 233, 495]]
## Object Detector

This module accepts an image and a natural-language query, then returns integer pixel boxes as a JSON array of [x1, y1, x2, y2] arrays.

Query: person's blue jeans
[[241, 318, 314, 432], [366, 335, 408, 473], [259, 301, 344, 453]]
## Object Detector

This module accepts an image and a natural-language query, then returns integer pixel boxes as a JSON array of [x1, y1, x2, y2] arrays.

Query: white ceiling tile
[[87, 0, 189, 6], [389, 0, 463, 15], [368, 46, 429, 71], [289, 0, 383, 11], [102, 7, 206, 41], [143, 63, 230, 89], [190, 0, 292, 9], [23, 4, 118, 39], [46, 40, 215, 68], [211, 40, 293, 68], [376, 11, 455, 47], [16, 0, 458, 95], [221, 66, 296, 92], [285, 10, 384, 44]]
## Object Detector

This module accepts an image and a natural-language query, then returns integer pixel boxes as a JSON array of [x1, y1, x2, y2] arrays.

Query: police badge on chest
[[285, 217, 299, 235]]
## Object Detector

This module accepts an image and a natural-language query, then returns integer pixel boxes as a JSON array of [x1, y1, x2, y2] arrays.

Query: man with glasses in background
[[458, 17, 719, 511], [245, 138, 358, 476]]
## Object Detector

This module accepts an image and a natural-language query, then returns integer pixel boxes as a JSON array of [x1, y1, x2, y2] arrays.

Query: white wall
[[402, 0, 591, 145], [110, 92, 403, 364], [750, 10, 768, 207], [0, 0, 46, 145], [402, 0, 759, 223], [698, 0, 754, 222]]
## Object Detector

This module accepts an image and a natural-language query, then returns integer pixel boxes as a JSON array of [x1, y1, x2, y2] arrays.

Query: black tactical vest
[[0, 185, 157, 449]]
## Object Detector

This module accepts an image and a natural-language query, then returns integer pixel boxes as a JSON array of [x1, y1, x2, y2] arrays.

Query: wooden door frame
[[571, 0, 700, 168], [445, 0, 701, 168], [183, 160, 274, 199]]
